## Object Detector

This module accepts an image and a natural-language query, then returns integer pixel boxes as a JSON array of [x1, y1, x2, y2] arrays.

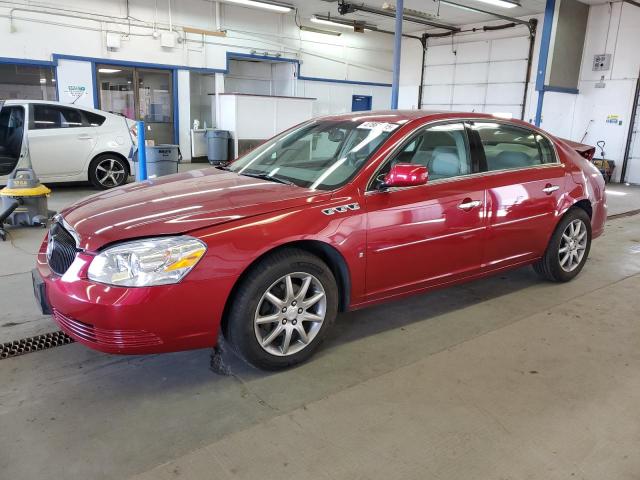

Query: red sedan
[[33, 111, 607, 370]]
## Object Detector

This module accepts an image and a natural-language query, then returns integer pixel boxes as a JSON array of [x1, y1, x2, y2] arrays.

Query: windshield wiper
[[215, 165, 231, 171], [239, 172, 296, 186]]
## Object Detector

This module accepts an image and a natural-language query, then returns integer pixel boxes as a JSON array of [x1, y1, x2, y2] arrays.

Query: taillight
[[581, 147, 595, 161], [129, 124, 138, 145]]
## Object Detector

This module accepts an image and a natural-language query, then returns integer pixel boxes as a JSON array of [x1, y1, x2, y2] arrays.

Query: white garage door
[[420, 35, 530, 119]]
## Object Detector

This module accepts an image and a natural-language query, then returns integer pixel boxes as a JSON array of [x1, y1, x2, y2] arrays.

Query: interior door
[[365, 122, 487, 299], [469, 121, 566, 269], [28, 104, 96, 177]]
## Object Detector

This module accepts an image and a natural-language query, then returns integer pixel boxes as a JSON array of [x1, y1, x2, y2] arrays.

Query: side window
[[536, 134, 556, 164], [33, 105, 83, 130], [84, 111, 106, 127], [373, 122, 471, 188], [474, 123, 549, 171]]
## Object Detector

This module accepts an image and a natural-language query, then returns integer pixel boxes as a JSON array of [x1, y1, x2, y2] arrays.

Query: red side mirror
[[383, 163, 428, 188]]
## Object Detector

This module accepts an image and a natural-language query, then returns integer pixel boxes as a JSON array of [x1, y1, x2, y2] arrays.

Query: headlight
[[88, 236, 207, 287]]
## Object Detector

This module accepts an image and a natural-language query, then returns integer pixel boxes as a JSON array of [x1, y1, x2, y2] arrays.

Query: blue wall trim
[[534, 0, 556, 126], [0, 56, 55, 66]]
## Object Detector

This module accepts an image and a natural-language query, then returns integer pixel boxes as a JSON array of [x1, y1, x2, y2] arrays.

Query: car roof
[[319, 109, 544, 133], [2, 99, 114, 116], [319, 109, 514, 124]]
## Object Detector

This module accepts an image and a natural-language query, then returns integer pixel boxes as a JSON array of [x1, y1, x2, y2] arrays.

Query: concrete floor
[[1, 172, 640, 479]]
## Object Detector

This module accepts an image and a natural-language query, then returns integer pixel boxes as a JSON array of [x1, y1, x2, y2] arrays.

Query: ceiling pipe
[[338, 1, 460, 32]]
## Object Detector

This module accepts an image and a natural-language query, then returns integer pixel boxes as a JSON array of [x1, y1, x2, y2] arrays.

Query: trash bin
[[206, 130, 230, 165], [136, 145, 181, 179]]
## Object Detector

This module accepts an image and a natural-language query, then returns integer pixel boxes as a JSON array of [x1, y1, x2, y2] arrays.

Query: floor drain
[[0, 331, 74, 359]]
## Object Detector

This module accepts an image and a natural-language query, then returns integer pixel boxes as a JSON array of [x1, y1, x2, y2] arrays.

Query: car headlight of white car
[[88, 236, 207, 287]]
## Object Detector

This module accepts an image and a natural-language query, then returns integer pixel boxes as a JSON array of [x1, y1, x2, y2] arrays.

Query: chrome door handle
[[542, 185, 559, 194], [77, 134, 94, 140], [458, 200, 482, 211]]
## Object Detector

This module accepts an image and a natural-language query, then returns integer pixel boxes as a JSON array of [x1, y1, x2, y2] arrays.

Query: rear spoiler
[[558, 138, 596, 161]]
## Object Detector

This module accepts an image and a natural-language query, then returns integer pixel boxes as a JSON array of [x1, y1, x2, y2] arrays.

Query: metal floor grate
[[0, 331, 74, 359]]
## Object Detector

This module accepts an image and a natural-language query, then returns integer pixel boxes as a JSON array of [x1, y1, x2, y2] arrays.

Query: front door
[[469, 121, 566, 269], [365, 122, 486, 299]]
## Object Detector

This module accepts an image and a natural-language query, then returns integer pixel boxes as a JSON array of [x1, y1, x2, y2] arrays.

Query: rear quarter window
[[84, 111, 106, 127]]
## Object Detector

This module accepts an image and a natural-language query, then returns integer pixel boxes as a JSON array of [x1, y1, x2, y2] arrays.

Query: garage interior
[[1, 0, 640, 479]]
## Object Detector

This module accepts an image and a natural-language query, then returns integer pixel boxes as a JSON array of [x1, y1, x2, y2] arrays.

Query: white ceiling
[[289, 0, 548, 33]]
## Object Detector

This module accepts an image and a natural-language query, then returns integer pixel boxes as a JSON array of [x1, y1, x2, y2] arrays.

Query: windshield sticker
[[357, 122, 400, 132]]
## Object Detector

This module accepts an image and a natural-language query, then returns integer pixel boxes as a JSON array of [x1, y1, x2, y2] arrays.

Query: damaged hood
[[61, 168, 327, 251]]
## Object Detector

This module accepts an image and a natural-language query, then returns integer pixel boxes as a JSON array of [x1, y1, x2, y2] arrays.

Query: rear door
[[468, 121, 565, 269], [28, 104, 97, 178], [365, 122, 487, 299]]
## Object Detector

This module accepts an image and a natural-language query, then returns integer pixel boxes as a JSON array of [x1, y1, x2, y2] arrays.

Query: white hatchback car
[[0, 100, 135, 189]]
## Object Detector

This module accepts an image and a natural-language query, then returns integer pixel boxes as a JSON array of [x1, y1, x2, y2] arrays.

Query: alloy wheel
[[559, 219, 588, 272], [254, 272, 327, 356], [95, 158, 126, 188]]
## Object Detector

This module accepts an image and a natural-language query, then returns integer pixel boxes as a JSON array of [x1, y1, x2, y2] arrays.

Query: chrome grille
[[47, 220, 78, 275]]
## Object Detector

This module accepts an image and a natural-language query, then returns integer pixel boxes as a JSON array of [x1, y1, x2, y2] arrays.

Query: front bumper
[[34, 241, 234, 354]]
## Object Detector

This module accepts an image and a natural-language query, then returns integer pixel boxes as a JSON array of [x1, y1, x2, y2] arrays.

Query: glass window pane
[[0, 64, 56, 101], [85, 111, 106, 127], [377, 123, 471, 184], [97, 65, 135, 119], [33, 105, 83, 129], [474, 123, 543, 171], [138, 70, 172, 123]]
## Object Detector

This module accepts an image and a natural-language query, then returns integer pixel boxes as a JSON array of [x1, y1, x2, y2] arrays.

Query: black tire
[[533, 207, 592, 282], [88, 154, 129, 190], [226, 248, 338, 370]]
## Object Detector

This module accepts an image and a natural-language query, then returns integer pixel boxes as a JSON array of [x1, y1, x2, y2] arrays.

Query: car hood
[[61, 168, 329, 251]]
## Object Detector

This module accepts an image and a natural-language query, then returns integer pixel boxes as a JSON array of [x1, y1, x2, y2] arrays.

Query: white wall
[[0, 0, 393, 83], [0, 0, 393, 157], [539, 2, 640, 182]]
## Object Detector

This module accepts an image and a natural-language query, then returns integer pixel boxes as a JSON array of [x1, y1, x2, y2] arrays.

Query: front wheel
[[88, 154, 129, 190], [226, 249, 338, 370], [533, 207, 592, 282]]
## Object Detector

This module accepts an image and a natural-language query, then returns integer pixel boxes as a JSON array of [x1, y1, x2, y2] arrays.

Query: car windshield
[[227, 119, 399, 190]]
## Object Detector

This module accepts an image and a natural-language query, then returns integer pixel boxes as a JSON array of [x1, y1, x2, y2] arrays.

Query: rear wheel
[[533, 207, 591, 282], [226, 249, 338, 370], [89, 154, 129, 190]]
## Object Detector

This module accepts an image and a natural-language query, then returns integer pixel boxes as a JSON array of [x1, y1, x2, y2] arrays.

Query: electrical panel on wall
[[592, 54, 611, 72], [543, 0, 589, 91]]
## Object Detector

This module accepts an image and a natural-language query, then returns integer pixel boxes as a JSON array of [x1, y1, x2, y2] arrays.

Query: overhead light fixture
[[470, 0, 520, 8], [224, 0, 292, 13], [98, 68, 122, 74], [311, 14, 376, 32], [299, 25, 342, 36]]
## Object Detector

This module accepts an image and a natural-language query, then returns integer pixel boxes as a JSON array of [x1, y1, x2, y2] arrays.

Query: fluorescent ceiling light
[[311, 15, 376, 31], [224, 0, 292, 13], [471, 0, 519, 8], [98, 68, 122, 74], [311, 15, 355, 29], [299, 25, 342, 36]]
